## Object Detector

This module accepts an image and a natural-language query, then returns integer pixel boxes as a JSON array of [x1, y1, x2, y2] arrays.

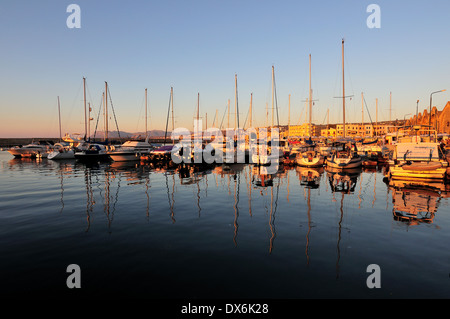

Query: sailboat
[[142, 87, 177, 164], [326, 39, 362, 169], [252, 66, 283, 166], [48, 96, 76, 160], [74, 80, 111, 162], [108, 88, 153, 161], [296, 54, 324, 168]]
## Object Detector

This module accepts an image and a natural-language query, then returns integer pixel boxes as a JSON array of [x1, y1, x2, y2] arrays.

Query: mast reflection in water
[[0, 151, 449, 299]]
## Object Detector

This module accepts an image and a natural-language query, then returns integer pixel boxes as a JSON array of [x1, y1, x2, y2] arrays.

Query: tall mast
[[83, 77, 87, 140], [102, 91, 106, 142], [88, 102, 91, 140], [309, 54, 312, 136], [145, 88, 148, 139], [249, 93, 253, 128], [342, 39, 346, 138], [171, 87, 174, 132], [361, 92, 364, 137], [197, 92, 200, 120], [227, 99, 230, 128], [105, 81, 108, 141], [235, 73, 239, 129], [389, 91, 392, 123], [327, 109, 329, 134], [271, 66, 274, 127], [58, 96, 62, 141], [376, 98, 378, 137], [288, 94, 291, 138]]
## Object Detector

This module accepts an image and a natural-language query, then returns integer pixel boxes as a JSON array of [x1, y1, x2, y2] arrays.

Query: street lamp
[[429, 89, 446, 134], [416, 100, 419, 125]]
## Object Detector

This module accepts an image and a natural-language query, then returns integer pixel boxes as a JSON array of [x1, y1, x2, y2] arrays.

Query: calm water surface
[[1, 151, 449, 299]]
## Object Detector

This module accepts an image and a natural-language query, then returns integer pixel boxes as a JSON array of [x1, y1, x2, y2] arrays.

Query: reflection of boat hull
[[109, 152, 142, 162], [74, 152, 110, 162], [251, 153, 281, 166], [296, 166, 324, 188], [326, 166, 361, 176], [362, 160, 377, 167]]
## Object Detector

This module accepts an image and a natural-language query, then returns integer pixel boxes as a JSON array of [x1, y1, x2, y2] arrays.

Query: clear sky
[[1, 0, 450, 137]]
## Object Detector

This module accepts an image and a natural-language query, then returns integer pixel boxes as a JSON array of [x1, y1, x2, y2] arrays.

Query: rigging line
[[164, 91, 172, 144], [274, 71, 280, 127], [107, 86, 121, 139], [219, 104, 227, 130], [242, 107, 249, 129], [321, 112, 328, 125], [363, 96, 374, 126], [92, 94, 103, 140], [135, 93, 145, 132], [85, 80, 95, 115]]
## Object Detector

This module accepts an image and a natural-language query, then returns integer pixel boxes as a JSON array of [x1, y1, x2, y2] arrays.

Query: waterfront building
[[288, 123, 317, 137], [405, 101, 450, 134]]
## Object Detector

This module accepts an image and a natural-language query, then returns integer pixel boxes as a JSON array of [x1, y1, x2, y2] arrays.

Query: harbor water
[[0, 151, 449, 299]]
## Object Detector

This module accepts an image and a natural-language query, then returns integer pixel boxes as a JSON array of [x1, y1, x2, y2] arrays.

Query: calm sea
[[0, 151, 449, 299]]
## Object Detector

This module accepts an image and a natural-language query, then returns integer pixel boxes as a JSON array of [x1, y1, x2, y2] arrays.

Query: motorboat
[[74, 143, 111, 162], [388, 142, 448, 181], [48, 143, 75, 160], [361, 151, 379, 167], [141, 144, 175, 163], [387, 125, 449, 181], [8, 141, 53, 158], [108, 140, 153, 162]]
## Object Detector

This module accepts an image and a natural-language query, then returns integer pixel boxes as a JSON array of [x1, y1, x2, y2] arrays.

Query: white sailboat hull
[[48, 150, 75, 160], [326, 155, 362, 169], [296, 152, 324, 167]]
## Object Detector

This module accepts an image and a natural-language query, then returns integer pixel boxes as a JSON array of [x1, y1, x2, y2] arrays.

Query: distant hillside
[[92, 129, 170, 139]]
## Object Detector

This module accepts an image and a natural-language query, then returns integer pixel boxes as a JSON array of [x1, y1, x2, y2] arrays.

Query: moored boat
[[108, 140, 153, 162], [8, 141, 53, 158], [48, 143, 76, 160], [326, 141, 362, 169], [295, 145, 324, 168], [74, 143, 111, 162], [387, 125, 449, 181]]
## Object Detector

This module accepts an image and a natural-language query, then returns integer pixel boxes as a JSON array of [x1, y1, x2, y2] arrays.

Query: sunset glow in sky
[[1, 0, 450, 137]]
